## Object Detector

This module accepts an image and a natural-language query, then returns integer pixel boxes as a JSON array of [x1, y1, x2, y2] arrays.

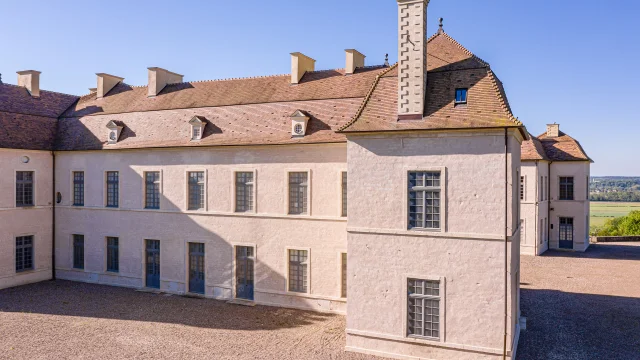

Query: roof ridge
[[337, 64, 398, 132], [486, 68, 522, 126], [1, 82, 77, 98], [439, 32, 490, 67]]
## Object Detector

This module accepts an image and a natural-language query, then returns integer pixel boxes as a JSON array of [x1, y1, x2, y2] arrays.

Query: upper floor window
[[16, 171, 34, 207], [341, 172, 347, 217], [520, 176, 525, 201], [455, 88, 468, 105], [408, 279, 441, 340], [188, 171, 205, 210], [15, 235, 34, 272], [235, 172, 254, 212], [106, 171, 119, 208], [73, 171, 84, 206], [145, 171, 160, 209], [559, 177, 574, 200], [408, 171, 441, 230], [288, 172, 308, 215]]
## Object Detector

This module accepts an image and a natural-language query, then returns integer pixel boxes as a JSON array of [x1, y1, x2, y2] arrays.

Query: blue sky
[[1, 0, 637, 175]]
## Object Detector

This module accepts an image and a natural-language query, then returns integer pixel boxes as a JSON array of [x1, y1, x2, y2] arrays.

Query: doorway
[[189, 242, 205, 294], [145, 240, 160, 289], [559, 217, 574, 249]]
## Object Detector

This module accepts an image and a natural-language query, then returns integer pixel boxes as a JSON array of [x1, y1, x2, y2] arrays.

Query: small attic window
[[455, 88, 468, 105], [290, 110, 310, 138], [105, 120, 123, 145], [192, 127, 201, 140], [189, 116, 207, 141]]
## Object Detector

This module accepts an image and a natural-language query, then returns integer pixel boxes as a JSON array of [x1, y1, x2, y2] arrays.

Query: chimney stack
[[345, 49, 366, 75], [546, 123, 560, 138], [17, 70, 41, 98], [96, 73, 124, 99], [148, 67, 183, 97], [397, 0, 428, 120], [290, 52, 315, 85]]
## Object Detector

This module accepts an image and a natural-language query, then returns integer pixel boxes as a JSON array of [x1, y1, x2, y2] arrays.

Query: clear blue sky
[[1, 0, 637, 176]]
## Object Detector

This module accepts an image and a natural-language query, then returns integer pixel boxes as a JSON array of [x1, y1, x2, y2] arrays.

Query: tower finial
[[438, 17, 444, 34], [384, 53, 389, 67]]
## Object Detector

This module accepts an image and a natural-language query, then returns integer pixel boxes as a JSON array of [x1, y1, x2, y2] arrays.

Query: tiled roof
[[62, 67, 387, 118], [538, 131, 592, 162], [338, 32, 525, 136], [0, 83, 78, 150], [521, 134, 549, 161]]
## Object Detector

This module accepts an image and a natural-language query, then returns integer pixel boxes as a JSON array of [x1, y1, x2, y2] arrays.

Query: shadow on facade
[[540, 242, 640, 260]]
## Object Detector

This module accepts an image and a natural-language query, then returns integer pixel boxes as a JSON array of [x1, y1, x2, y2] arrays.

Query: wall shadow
[[541, 242, 640, 260]]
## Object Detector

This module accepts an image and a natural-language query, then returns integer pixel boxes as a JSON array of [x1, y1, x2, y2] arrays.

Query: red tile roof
[[537, 131, 592, 162], [521, 134, 549, 161]]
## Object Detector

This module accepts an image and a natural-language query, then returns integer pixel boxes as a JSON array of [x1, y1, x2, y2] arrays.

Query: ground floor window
[[16, 235, 34, 272], [73, 234, 84, 269], [288, 249, 308, 293], [408, 278, 440, 339], [106, 237, 119, 272], [341, 253, 347, 298]]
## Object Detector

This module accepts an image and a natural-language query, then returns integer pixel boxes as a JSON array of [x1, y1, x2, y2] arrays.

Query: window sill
[[15, 268, 36, 274], [408, 227, 443, 233], [408, 334, 440, 342], [16, 205, 36, 208]]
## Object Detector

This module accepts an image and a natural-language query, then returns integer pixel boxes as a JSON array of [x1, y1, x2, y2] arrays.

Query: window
[[544, 176, 548, 200], [73, 234, 84, 269], [106, 171, 119, 207], [539, 176, 543, 201], [145, 171, 160, 209], [540, 219, 544, 244], [288, 249, 308, 293], [559, 177, 574, 200], [559, 217, 574, 245], [192, 127, 201, 140], [15, 235, 33, 272], [341, 252, 347, 298], [408, 171, 441, 230], [408, 279, 440, 339], [288, 172, 308, 215], [341, 172, 347, 217], [188, 171, 205, 210], [455, 88, 468, 104], [520, 176, 525, 201], [106, 237, 119, 272], [16, 171, 34, 207], [73, 171, 84, 206], [235, 172, 254, 212]]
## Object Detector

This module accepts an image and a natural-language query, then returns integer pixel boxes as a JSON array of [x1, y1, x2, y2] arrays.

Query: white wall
[[520, 161, 549, 256]]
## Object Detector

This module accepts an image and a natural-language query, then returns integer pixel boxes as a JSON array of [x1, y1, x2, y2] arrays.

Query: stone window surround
[[339, 170, 348, 218], [231, 169, 258, 214], [185, 168, 208, 212], [403, 167, 447, 232], [402, 274, 446, 344], [105, 236, 120, 273], [142, 170, 163, 210], [104, 170, 120, 208], [285, 246, 311, 294], [71, 233, 85, 270], [70, 170, 85, 207], [13, 232, 36, 274], [557, 175, 575, 201], [284, 169, 312, 216], [15, 169, 36, 208]]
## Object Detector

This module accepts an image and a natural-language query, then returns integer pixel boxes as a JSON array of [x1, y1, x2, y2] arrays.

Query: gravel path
[[0, 281, 382, 360], [517, 242, 640, 360]]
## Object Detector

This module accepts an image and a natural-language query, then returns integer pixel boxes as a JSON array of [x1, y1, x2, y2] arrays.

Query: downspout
[[51, 150, 56, 281], [503, 127, 509, 359]]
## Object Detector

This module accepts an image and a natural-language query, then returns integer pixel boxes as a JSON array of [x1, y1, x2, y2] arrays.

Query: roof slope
[[339, 32, 524, 135], [521, 134, 549, 161], [538, 131, 592, 162]]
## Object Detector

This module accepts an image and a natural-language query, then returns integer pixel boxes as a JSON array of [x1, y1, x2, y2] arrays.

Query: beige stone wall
[[520, 161, 549, 256], [0, 149, 53, 289], [53, 143, 349, 312], [345, 130, 522, 360]]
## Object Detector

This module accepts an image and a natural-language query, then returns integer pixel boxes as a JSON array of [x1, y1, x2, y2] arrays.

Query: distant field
[[590, 201, 640, 231]]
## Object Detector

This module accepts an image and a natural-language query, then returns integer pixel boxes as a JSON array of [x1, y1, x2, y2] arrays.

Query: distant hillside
[[591, 177, 640, 202]]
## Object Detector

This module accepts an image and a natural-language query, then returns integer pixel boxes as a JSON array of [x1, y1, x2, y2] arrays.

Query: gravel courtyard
[[517, 242, 640, 359], [0, 281, 381, 360]]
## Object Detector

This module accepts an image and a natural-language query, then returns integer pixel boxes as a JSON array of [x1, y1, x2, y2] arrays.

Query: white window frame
[[185, 169, 208, 212], [232, 169, 257, 213], [284, 169, 311, 216], [404, 167, 447, 232], [285, 246, 311, 294], [402, 275, 446, 343], [142, 170, 163, 210], [14, 169, 37, 208], [14, 232, 36, 273]]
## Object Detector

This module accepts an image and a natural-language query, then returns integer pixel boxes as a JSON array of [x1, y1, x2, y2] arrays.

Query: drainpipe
[[51, 151, 56, 281], [503, 127, 509, 359]]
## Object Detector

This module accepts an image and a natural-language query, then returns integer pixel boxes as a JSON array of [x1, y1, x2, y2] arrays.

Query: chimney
[[148, 67, 184, 97], [17, 70, 41, 98], [88, 88, 97, 94], [96, 73, 124, 99], [345, 49, 365, 75], [546, 123, 560, 138], [290, 52, 315, 85], [397, 0, 428, 120]]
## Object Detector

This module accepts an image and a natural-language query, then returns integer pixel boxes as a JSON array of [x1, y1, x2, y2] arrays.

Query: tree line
[[590, 176, 640, 202]]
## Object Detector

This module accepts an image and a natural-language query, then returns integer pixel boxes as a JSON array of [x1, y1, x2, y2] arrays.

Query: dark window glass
[[106, 171, 119, 207], [73, 234, 84, 269], [288, 172, 308, 215], [455, 88, 468, 104], [408, 279, 440, 339], [235, 172, 254, 212], [16, 171, 34, 207], [288, 249, 308, 293], [188, 172, 205, 210], [73, 171, 84, 206], [145, 172, 160, 209], [408, 172, 441, 229], [559, 177, 574, 200], [107, 237, 119, 272], [341, 172, 348, 217], [15, 235, 34, 272]]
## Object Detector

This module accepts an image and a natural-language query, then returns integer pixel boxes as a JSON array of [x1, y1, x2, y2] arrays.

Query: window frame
[[285, 170, 311, 216], [285, 247, 310, 294], [340, 171, 348, 217], [106, 236, 119, 273], [520, 175, 525, 202], [144, 170, 162, 210], [71, 170, 85, 207], [403, 275, 446, 343], [15, 170, 35, 207], [405, 168, 447, 232], [185, 169, 207, 211], [559, 176, 575, 201], [72, 234, 85, 270], [15, 235, 34, 273], [340, 251, 347, 298], [104, 171, 120, 208], [233, 170, 257, 213], [454, 88, 468, 105]]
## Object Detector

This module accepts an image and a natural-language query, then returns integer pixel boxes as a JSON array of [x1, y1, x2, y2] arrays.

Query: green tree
[[596, 211, 640, 236]]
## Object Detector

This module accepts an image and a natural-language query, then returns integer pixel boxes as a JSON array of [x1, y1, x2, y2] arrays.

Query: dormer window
[[291, 110, 310, 138], [105, 120, 124, 145], [189, 116, 207, 141], [455, 88, 468, 105]]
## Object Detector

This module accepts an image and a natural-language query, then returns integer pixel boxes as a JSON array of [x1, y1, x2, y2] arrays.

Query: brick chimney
[[397, 0, 428, 120], [17, 70, 41, 98], [345, 49, 365, 75], [546, 123, 560, 138], [148, 67, 183, 97], [290, 52, 315, 85], [96, 73, 124, 99]]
